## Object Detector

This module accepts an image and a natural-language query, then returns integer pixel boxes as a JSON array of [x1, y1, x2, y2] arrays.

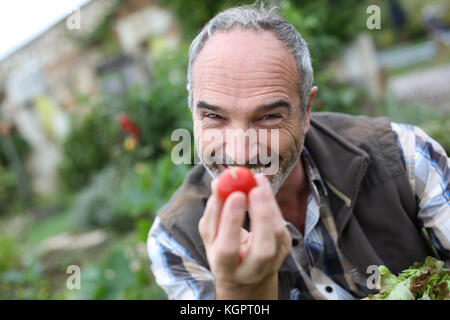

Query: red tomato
[[217, 167, 257, 201]]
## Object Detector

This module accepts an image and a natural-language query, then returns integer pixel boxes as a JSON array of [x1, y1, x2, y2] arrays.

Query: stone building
[[0, 0, 179, 195]]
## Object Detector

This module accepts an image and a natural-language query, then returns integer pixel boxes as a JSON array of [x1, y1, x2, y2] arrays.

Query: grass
[[25, 210, 74, 245]]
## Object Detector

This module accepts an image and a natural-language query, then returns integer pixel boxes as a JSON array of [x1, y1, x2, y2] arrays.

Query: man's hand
[[198, 174, 292, 299]]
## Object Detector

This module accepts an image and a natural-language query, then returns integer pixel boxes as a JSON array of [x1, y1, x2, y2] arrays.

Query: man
[[147, 5, 449, 300]]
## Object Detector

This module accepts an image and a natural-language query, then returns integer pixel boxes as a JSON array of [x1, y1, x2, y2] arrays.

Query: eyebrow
[[196, 99, 292, 115], [256, 99, 292, 114], [196, 101, 224, 113]]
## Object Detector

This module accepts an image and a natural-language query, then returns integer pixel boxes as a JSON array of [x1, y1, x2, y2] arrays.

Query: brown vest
[[157, 112, 437, 298]]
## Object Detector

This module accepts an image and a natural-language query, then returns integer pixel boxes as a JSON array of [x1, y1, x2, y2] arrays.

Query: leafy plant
[[115, 156, 191, 219], [279, 0, 368, 115], [369, 256, 450, 300], [60, 45, 192, 192], [0, 168, 20, 214], [280, 0, 366, 69], [69, 154, 190, 232], [0, 230, 49, 300], [0, 130, 32, 213], [118, 46, 193, 162], [69, 238, 166, 300], [160, 0, 255, 39], [0, 232, 21, 274], [59, 106, 121, 191], [69, 166, 131, 231]]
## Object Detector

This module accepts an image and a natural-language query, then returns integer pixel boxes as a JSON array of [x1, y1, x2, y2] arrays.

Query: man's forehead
[[191, 28, 300, 106], [193, 28, 299, 77]]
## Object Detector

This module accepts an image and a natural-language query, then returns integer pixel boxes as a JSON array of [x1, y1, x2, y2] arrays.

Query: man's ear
[[304, 86, 318, 134]]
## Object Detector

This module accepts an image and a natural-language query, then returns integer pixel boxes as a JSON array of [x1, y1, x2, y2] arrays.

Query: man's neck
[[275, 157, 309, 233]]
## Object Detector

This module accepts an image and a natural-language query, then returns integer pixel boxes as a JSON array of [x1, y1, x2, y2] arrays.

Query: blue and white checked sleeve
[[391, 122, 450, 262], [147, 216, 216, 300]]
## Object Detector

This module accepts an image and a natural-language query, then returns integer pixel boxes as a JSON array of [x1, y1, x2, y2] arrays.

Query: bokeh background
[[0, 0, 449, 299]]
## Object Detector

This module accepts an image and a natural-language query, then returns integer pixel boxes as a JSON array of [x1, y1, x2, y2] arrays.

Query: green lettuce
[[369, 256, 450, 300]]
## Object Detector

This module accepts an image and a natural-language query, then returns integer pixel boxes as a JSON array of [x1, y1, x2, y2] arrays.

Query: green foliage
[[0, 232, 21, 273], [0, 168, 20, 214], [279, 0, 367, 114], [0, 258, 47, 300], [0, 132, 30, 166], [160, 0, 255, 39], [120, 47, 192, 162], [380, 91, 441, 125], [312, 71, 366, 115], [280, 0, 366, 70], [59, 106, 120, 191], [0, 228, 49, 300], [60, 45, 192, 192], [370, 256, 450, 300], [70, 238, 166, 300], [25, 211, 73, 245], [69, 166, 129, 231], [373, 0, 446, 49], [54, 43, 194, 300], [115, 156, 190, 218], [0, 132, 31, 214], [70, 155, 190, 232]]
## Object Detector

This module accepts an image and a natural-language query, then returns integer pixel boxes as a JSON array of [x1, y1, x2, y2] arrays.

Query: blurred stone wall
[[0, 0, 178, 195]]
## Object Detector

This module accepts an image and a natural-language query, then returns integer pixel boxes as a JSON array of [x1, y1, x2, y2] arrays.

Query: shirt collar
[[302, 146, 328, 205]]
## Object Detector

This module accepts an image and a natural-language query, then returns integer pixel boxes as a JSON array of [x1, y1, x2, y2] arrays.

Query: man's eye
[[206, 113, 224, 120], [260, 114, 281, 121]]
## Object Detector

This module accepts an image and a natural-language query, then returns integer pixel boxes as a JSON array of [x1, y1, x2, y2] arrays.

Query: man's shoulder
[[155, 164, 212, 267], [307, 112, 408, 187], [310, 112, 392, 137], [157, 164, 211, 226], [309, 112, 398, 159]]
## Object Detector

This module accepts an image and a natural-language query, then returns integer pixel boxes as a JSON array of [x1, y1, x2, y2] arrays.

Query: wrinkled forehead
[[191, 28, 300, 95]]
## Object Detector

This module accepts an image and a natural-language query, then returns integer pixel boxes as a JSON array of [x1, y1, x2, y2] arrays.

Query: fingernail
[[255, 174, 270, 188]]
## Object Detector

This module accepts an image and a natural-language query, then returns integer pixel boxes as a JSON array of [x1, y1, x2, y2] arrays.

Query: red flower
[[118, 113, 140, 141]]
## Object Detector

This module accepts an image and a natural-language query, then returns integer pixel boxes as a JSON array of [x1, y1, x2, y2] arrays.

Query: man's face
[[191, 28, 310, 193]]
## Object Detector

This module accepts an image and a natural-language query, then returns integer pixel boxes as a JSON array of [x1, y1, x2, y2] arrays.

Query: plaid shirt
[[147, 122, 450, 300]]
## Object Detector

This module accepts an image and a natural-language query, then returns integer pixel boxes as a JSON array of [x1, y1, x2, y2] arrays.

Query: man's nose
[[224, 127, 259, 165]]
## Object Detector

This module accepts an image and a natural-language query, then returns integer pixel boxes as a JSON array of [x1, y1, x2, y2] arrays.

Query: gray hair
[[186, 3, 314, 115]]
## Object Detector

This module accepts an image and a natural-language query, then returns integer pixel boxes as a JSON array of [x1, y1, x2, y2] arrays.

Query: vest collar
[[305, 116, 370, 234]]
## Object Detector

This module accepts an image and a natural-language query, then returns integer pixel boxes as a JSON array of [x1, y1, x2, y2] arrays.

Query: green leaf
[[384, 278, 415, 300], [378, 265, 398, 292]]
